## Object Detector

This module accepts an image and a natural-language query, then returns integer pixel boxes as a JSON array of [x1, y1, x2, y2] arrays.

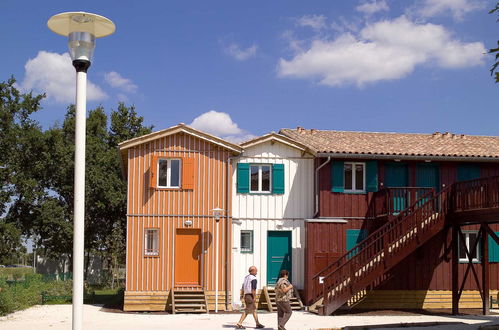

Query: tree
[[0, 220, 24, 265], [490, 2, 499, 82]]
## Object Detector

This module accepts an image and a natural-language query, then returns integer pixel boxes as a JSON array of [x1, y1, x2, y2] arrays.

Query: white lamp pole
[[47, 12, 115, 330], [212, 207, 224, 313]]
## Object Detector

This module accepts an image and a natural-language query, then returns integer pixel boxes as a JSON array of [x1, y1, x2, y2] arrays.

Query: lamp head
[[47, 12, 115, 62], [212, 207, 224, 222]]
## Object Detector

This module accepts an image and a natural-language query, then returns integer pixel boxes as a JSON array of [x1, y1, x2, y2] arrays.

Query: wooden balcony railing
[[451, 176, 499, 212], [368, 187, 435, 219]]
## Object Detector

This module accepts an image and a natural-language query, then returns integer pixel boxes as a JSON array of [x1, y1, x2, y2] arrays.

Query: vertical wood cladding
[[126, 132, 232, 292]]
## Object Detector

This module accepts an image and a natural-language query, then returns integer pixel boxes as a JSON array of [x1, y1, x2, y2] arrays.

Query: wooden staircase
[[311, 187, 447, 315], [259, 286, 304, 312], [310, 175, 499, 315], [171, 289, 208, 314]]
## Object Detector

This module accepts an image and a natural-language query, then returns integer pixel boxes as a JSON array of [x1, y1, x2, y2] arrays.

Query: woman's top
[[275, 277, 293, 302]]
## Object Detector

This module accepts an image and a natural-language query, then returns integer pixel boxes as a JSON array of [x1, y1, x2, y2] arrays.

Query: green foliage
[[0, 221, 24, 264], [0, 267, 34, 281], [490, 3, 499, 83]]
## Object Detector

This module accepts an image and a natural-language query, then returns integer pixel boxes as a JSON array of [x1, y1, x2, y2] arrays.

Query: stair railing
[[314, 187, 451, 313]]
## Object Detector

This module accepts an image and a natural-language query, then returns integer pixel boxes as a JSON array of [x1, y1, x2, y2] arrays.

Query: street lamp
[[212, 207, 224, 312], [47, 12, 115, 330]]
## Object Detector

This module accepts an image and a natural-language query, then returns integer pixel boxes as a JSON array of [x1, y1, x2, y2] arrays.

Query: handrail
[[312, 187, 436, 283], [368, 187, 435, 219], [317, 186, 450, 310], [310, 175, 499, 314]]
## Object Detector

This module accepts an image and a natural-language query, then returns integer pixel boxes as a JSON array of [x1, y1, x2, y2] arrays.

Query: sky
[[1, 0, 498, 143]]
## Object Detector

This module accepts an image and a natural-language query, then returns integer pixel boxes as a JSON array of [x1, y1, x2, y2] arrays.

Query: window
[[459, 231, 480, 263], [344, 162, 365, 192], [145, 229, 159, 256], [250, 165, 271, 193], [158, 158, 181, 188], [241, 230, 253, 253]]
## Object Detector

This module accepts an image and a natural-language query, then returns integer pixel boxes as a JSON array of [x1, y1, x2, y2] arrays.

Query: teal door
[[267, 231, 292, 285], [416, 163, 440, 191], [457, 164, 481, 182], [384, 163, 409, 212]]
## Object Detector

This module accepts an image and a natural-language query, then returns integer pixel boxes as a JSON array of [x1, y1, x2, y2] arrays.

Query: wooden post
[[452, 225, 459, 315], [481, 224, 490, 315]]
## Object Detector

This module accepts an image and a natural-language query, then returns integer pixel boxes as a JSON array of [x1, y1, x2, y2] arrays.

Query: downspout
[[314, 157, 331, 217], [225, 155, 237, 311]]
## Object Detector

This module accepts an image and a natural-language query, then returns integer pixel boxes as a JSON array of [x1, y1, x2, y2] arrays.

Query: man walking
[[236, 266, 264, 329]]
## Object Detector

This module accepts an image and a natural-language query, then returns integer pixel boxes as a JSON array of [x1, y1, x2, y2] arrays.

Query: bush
[[0, 274, 73, 316], [0, 267, 34, 281]]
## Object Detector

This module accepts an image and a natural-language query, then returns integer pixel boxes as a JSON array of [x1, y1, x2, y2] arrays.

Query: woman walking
[[275, 269, 293, 330]]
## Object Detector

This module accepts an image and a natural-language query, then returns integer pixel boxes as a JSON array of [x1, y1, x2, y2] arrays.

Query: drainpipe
[[225, 155, 237, 311], [314, 157, 331, 217]]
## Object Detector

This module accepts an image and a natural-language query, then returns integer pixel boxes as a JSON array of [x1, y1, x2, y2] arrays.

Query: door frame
[[174, 228, 202, 287], [267, 230, 292, 286]]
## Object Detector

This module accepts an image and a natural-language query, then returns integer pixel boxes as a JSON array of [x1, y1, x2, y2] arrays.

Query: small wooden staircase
[[259, 286, 304, 312], [171, 289, 208, 314]]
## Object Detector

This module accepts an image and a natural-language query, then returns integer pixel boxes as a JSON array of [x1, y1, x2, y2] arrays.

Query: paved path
[[1, 305, 499, 329]]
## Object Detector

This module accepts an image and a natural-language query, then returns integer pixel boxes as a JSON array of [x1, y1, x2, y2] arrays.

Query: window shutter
[[182, 157, 195, 190], [366, 161, 378, 192], [489, 232, 499, 263], [331, 161, 344, 193], [150, 155, 158, 188], [272, 164, 285, 194], [457, 164, 481, 182], [237, 163, 250, 193]]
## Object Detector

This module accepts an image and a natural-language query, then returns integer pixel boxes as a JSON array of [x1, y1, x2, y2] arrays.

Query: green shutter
[[366, 161, 378, 192], [489, 232, 499, 263], [237, 163, 250, 193], [346, 229, 368, 259], [272, 164, 285, 194], [331, 161, 344, 193], [457, 164, 481, 182]]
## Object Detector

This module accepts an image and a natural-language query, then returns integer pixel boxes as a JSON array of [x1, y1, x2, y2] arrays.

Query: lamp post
[[212, 207, 224, 312], [47, 12, 115, 330]]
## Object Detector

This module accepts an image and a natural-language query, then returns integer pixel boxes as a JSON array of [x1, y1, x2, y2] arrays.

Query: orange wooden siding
[[125, 132, 232, 292]]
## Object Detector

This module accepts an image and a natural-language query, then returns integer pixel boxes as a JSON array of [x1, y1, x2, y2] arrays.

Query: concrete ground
[[1, 305, 499, 330]]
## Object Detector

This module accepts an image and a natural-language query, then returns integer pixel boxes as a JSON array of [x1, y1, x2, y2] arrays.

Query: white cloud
[[18, 51, 107, 103], [415, 0, 486, 20], [277, 16, 485, 87], [189, 110, 256, 143], [356, 0, 389, 15], [297, 15, 328, 31], [224, 43, 258, 61], [104, 71, 137, 93]]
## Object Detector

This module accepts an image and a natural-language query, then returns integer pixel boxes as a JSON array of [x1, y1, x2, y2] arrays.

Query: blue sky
[[1, 0, 497, 142]]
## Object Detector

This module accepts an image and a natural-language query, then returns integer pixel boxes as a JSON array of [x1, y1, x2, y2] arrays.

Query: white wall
[[230, 139, 313, 307], [231, 219, 305, 306], [232, 140, 314, 220]]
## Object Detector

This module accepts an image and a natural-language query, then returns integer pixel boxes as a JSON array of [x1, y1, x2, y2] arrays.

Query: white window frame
[[240, 230, 254, 253], [249, 164, 272, 193], [459, 231, 480, 263], [157, 158, 181, 188], [144, 228, 159, 256], [344, 162, 366, 193]]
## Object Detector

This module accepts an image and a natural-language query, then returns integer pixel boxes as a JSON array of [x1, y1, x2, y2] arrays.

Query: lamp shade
[[47, 12, 115, 61]]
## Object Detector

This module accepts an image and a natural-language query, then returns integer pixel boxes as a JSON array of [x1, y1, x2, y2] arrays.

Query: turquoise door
[[416, 163, 440, 191], [384, 163, 409, 212], [267, 231, 292, 285], [457, 164, 481, 182]]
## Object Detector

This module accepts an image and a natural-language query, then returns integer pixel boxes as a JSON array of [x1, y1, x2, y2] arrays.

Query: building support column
[[481, 224, 490, 315], [452, 225, 459, 315]]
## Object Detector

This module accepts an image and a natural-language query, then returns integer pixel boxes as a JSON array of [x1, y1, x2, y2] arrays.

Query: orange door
[[174, 229, 202, 286]]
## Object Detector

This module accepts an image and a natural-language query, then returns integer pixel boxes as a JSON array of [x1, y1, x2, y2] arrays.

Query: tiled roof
[[279, 128, 499, 160]]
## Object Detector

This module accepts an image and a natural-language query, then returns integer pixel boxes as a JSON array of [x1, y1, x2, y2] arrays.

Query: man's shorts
[[244, 294, 256, 313]]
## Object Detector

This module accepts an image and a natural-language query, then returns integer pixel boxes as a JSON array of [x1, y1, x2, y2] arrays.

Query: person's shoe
[[235, 324, 245, 329], [256, 324, 265, 329], [278, 326, 286, 330]]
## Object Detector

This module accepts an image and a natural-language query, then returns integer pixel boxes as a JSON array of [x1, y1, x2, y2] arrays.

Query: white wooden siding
[[231, 219, 305, 306], [232, 141, 314, 219]]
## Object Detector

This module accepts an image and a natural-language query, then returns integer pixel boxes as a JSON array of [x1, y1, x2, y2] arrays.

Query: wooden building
[[231, 133, 314, 307], [119, 124, 242, 312], [280, 128, 499, 312]]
